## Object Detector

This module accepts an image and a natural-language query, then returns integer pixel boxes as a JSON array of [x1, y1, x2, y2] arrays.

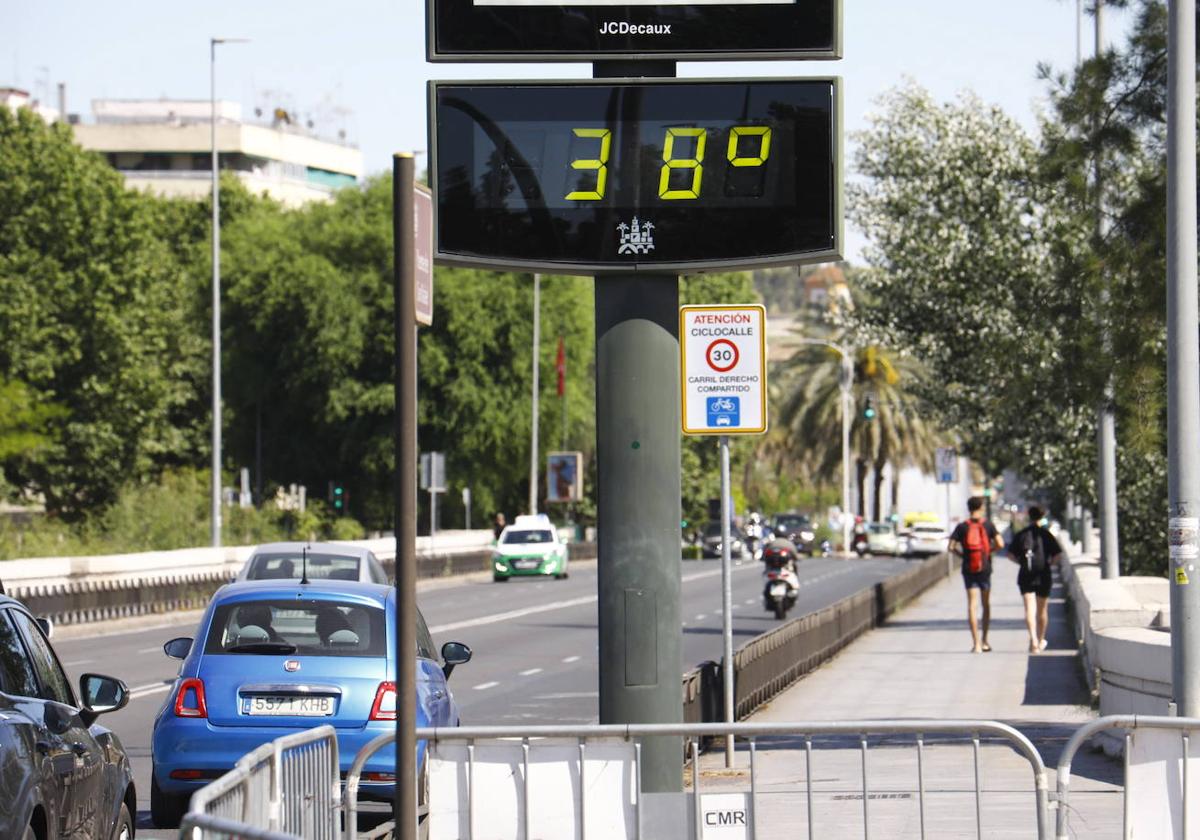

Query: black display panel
[[428, 0, 840, 61], [431, 79, 841, 273]]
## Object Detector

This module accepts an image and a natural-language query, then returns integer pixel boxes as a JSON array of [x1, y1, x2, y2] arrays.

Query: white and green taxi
[[492, 514, 570, 582]]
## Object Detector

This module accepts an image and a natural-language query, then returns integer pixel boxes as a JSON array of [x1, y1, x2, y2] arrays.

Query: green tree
[[0, 108, 201, 516]]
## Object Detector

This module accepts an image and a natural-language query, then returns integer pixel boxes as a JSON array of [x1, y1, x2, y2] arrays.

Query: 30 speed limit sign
[[680, 304, 767, 435]]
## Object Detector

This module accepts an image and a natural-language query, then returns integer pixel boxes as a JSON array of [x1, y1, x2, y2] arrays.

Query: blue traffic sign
[[706, 396, 741, 429]]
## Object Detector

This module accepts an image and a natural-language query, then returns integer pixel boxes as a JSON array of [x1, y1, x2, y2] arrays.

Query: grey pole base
[[595, 274, 684, 793]]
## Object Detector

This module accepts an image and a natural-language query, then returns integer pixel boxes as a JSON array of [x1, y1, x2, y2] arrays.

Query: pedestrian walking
[[948, 496, 1004, 653], [492, 512, 507, 541], [1008, 505, 1064, 654]]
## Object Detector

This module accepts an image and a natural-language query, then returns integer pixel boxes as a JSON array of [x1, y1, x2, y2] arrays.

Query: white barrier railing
[[1056, 714, 1200, 839], [193, 714, 1200, 840], [186, 725, 340, 839], [343, 721, 1049, 840]]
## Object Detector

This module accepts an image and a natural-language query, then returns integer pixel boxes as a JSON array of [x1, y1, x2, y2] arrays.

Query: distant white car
[[906, 523, 949, 557], [238, 542, 389, 584], [865, 523, 903, 556]]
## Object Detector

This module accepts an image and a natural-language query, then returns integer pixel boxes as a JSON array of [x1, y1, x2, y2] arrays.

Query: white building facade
[[72, 99, 363, 207]]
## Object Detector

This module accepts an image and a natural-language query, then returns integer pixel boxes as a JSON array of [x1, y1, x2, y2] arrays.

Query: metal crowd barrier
[[341, 720, 1049, 840], [178, 813, 300, 840], [1055, 713, 1200, 840], [186, 724, 340, 839]]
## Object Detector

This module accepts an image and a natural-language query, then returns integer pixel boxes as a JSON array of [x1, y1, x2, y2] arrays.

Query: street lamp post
[[795, 338, 854, 553], [209, 37, 248, 548]]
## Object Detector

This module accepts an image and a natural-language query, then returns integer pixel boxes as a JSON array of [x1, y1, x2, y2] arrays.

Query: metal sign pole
[[1167, 0, 1200, 718], [529, 274, 541, 515], [392, 153, 419, 840], [719, 434, 735, 766]]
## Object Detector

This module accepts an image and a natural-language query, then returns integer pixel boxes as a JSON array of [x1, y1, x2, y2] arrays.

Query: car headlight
[[494, 561, 506, 571], [800, 531, 814, 541]]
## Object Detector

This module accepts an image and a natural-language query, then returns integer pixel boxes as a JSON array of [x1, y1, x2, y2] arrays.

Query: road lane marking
[[62, 659, 91, 667], [129, 681, 173, 700], [137, 646, 162, 654], [562, 656, 580, 664], [473, 681, 500, 691], [694, 614, 706, 621], [519, 668, 543, 676], [429, 564, 751, 634], [533, 692, 598, 700]]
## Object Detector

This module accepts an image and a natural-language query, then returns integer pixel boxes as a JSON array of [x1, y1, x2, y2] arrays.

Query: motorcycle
[[819, 539, 833, 557], [852, 528, 869, 557], [761, 543, 800, 620]]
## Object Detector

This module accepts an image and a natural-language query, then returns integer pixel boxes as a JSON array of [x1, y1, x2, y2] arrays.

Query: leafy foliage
[[0, 109, 202, 516]]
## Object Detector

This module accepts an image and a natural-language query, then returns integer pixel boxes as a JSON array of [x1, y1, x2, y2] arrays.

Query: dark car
[[701, 523, 749, 560], [772, 513, 817, 555], [0, 595, 135, 840]]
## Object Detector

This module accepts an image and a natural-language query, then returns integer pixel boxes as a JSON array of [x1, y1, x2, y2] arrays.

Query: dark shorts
[[1018, 569, 1053, 598], [962, 569, 992, 590]]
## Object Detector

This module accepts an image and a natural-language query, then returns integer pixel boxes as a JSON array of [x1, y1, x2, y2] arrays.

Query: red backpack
[[962, 520, 990, 573]]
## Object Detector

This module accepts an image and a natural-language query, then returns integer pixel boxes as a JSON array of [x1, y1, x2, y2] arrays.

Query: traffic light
[[329, 481, 346, 512], [862, 396, 877, 421]]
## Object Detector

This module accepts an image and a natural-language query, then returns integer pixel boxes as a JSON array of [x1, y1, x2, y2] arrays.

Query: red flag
[[556, 337, 566, 397]]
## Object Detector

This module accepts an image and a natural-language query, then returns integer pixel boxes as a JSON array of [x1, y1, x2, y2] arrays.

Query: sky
[[3, 0, 1133, 261]]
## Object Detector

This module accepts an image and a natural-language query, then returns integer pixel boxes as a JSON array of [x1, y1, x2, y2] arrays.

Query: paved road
[[53, 553, 913, 836]]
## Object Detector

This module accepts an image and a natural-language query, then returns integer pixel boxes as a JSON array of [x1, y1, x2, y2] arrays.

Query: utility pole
[[392, 153, 419, 840], [1167, 0, 1200, 718], [1093, 0, 1121, 579], [529, 274, 540, 515], [596, 273, 682, 793]]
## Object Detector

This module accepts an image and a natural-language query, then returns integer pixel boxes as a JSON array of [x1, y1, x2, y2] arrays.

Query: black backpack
[[1017, 527, 1047, 574]]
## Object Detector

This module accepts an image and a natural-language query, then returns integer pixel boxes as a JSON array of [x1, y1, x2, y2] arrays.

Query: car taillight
[[174, 678, 207, 719], [370, 682, 397, 721]]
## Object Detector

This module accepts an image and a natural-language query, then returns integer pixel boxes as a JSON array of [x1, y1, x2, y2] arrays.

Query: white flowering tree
[[846, 83, 1100, 518]]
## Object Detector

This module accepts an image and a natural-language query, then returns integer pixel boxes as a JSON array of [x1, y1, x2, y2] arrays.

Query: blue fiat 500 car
[[149, 579, 471, 827]]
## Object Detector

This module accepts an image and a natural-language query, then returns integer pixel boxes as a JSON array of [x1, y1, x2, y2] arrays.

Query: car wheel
[[112, 802, 134, 840], [151, 773, 190, 829], [493, 574, 509, 583]]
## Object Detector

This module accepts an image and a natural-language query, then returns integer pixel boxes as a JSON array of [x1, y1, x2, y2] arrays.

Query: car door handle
[[69, 742, 87, 757]]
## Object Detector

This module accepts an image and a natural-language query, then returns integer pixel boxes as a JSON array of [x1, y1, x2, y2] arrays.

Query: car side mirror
[[164, 637, 192, 660], [441, 641, 472, 679], [35, 617, 53, 639], [78, 673, 129, 725]]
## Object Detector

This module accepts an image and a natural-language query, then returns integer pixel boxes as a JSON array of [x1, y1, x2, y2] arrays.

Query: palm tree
[[776, 335, 940, 521]]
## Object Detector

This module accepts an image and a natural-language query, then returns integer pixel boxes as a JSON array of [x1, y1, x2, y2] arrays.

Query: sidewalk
[[697, 554, 1124, 838]]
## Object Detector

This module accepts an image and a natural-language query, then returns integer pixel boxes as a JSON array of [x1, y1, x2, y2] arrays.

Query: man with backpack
[[948, 496, 1004, 653], [1008, 505, 1065, 654]]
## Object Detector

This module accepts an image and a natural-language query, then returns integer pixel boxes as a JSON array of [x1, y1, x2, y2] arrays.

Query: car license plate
[[242, 695, 334, 716], [513, 559, 540, 569]]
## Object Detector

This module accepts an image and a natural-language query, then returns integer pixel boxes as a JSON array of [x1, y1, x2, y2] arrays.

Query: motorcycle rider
[[745, 512, 765, 559], [761, 534, 799, 573], [761, 535, 801, 617]]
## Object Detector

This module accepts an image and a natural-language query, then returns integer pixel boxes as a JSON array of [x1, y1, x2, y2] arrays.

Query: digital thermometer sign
[[427, 0, 840, 61], [430, 78, 841, 273]]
